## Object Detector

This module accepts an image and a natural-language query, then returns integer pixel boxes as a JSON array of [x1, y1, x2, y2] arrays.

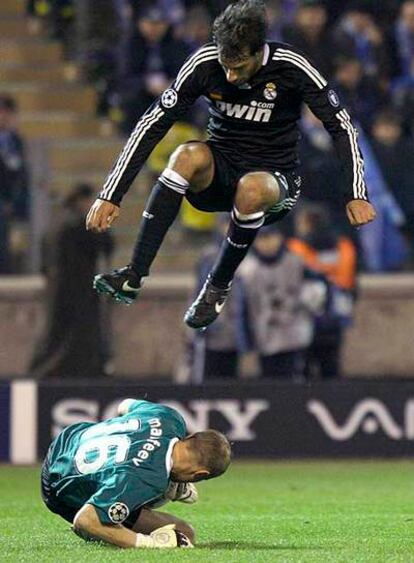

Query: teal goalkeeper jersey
[[46, 400, 187, 524]]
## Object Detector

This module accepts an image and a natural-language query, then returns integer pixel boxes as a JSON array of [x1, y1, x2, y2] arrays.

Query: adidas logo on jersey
[[216, 100, 274, 122]]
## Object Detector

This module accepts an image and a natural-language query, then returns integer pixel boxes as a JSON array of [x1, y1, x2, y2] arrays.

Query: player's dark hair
[[187, 430, 231, 479], [213, 0, 267, 62]]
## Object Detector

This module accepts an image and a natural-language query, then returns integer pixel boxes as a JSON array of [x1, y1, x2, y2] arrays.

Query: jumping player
[[41, 398, 231, 549], [86, 0, 376, 329]]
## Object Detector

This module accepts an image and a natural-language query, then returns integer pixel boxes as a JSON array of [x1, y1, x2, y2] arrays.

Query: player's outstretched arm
[[73, 504, 192, 548], [92, 45, 215, 214], [286, 46, 376, 227], [86, 199, 120, 233]]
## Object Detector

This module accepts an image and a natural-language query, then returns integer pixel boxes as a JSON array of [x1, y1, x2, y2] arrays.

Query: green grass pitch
[[1, 461, 414, 562]]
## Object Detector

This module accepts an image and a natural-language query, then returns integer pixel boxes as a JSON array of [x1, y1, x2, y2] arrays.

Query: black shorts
[[185, 141, 302, 225], [41, 447, 141, 529]]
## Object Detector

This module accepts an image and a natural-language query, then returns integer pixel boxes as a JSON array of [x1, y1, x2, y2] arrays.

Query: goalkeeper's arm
[[73, 504, 192, 549]]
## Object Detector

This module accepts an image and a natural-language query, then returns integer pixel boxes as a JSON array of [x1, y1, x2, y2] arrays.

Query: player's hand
[[149, 524, 193, 548], [346, 200, 376, 227], [86, 199, 120, 232], [165, 482, 199, 504]]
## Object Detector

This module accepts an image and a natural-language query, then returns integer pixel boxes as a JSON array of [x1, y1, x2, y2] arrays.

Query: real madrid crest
[[263, 82, 277, 101]]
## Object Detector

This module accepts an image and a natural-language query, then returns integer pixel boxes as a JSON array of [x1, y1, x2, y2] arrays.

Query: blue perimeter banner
[[0, 383, 10, 460], [36, 379, 414, 460], [2, 379, 414, 461]]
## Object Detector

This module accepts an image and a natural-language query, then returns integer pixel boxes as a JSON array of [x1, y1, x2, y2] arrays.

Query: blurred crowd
[[13, 1, 412, 378], [24, 0, 414, 273], [0, 0, 405, 380], [0, 95, 30, 273], [26, 1, 414, 131], [186, 205, 356, 381], [30, 183, 114, 378]]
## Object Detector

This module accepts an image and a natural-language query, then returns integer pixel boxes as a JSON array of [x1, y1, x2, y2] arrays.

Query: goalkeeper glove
[[148, 482, 199, 509], [136, 524, 193, 548], [165, 482, 199, 504]]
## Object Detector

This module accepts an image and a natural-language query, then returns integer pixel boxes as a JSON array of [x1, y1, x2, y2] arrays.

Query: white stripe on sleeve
[[273, 48, 327, 89], [336, 109, 366, 199], [175, 47, 218, 91], [101, 106, 165, 200]]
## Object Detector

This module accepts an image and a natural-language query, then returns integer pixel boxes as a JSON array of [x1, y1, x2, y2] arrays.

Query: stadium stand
[[0, 0, 201, 272]]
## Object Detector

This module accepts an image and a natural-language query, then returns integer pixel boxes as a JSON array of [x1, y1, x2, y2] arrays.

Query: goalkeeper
[[41, 398, 231, 549]]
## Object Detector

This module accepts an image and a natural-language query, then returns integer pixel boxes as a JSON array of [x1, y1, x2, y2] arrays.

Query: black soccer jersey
[[99, 42, 367, 206]]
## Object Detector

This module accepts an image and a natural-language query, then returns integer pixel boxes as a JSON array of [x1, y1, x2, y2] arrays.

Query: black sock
[[131, 172, 188, 276], [210, 208, 265, 288]]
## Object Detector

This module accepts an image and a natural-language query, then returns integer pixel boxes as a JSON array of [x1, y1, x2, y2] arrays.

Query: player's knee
[[168, 142, 210, 181], [235, 172, 279, 214]]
